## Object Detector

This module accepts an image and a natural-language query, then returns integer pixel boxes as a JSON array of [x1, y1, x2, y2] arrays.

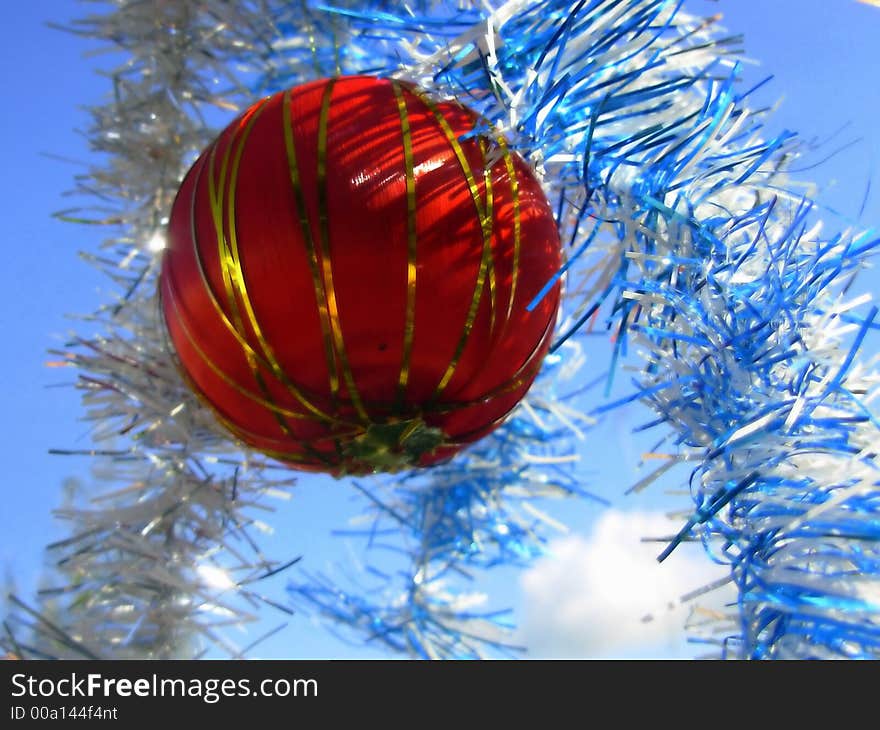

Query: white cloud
[[519, 510, 731, 658]]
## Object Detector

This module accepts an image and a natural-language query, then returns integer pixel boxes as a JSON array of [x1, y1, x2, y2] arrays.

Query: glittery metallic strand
[[393, 313, 554, 415], [207, 103, 290, 433], [1, 0, 318, 660], [481, 138, 498, 334], [163, 280, 315, 422], [282, 88, 342, 409], [186, 133, 346, 428], [288, 339, 601, 658], [316, 78, 371, 423], [409, 90, 496, 400], [208, 115, 247, 338], [281, 0, 880, 660], [391, 81, 419, 409], [498, 137, 522, 326], [224, 96, 344, 426], [170, 354, 315, 466], [417, 299, 558, 422], [222, 98, 303, 438], [163, 280, 346, 469]]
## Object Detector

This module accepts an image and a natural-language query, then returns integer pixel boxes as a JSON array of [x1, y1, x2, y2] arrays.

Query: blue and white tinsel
[[279, 0, 880, 659], [5, 0, 879, 660]]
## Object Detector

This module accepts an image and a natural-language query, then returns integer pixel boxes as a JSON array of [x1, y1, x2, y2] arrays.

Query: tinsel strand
[[4, 0, 306, 660], [280, 0, 880, 658]]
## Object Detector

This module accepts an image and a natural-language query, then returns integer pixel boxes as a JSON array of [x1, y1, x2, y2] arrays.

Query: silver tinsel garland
[[4, 0, 307, 659]]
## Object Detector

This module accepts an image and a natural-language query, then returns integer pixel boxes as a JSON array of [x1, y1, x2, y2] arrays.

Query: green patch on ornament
[[342, 418, 446, 473]]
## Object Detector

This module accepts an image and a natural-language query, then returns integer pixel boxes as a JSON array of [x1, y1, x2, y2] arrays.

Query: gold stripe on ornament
[[213, 407, 347, 468], [498, 136, 522, 324], [410, 89, 495, 400], [479, 138, 497, 334], [415, 316, 553, 416], [437, 320, 558, 442], [218, 412, 335, 467], [215, 100, 341, 435], [282, 88, 342, 409], [208, 113, 248, 340], [223, 98, 305, 439], [206, 102, 298, 438], [316, 79, 370, 423], [391, 81, 418, 410], [191, 143, 343, 428], [164, 280, 343, 469], [207, 389, 354, 468], [239, 442, 320, 466], [188, 393, 314, 465], [162, 278, 318, 422], [473, 311, 555, 400], [167, 349, 319, 467]]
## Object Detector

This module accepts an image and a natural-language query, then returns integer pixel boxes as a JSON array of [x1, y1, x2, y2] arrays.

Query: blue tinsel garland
[[269, 0, 880, 659]]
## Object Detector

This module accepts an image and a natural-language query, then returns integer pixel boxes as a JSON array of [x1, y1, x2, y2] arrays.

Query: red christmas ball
[[160, 75, 561, 474]]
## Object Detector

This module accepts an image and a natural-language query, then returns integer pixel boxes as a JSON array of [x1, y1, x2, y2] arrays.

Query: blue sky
[[2, 0, 879, 659]]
